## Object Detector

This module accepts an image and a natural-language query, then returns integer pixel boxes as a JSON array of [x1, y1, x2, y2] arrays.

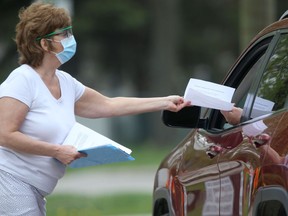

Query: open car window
[[207, 37, 272, 131]]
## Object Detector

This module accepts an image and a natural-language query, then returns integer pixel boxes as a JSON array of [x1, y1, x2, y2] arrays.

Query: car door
[[215, 34, 276, 216], [154, 21, 288, 216], [246, 32, 288, 216], [190, 33, 274, 215], [171, 34, 275, 216], [207, 31, 288, 215], [169, 30, 274, 216]]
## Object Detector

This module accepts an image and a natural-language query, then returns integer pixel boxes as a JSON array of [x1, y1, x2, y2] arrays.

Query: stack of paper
[[242, 120, 268, 136], [250, 97, 274, 118], [184, 78, 235, 111], [63, 123, 135, 168]]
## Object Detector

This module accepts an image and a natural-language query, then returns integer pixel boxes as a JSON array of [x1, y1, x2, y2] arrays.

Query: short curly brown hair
[[15, 2, 71, 67]]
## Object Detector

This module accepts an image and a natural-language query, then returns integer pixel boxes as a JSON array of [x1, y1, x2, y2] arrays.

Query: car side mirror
[[162, 106, 207, 128]]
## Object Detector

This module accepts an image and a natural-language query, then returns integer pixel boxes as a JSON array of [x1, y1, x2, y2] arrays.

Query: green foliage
[[0, 0, 31, 82], [180, 0, 239, 81], [75, 0, 148, 32]]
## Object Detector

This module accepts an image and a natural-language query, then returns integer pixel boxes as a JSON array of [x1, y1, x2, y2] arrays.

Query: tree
[[239, 0, 276, 50], [0, 0, 31, 82]]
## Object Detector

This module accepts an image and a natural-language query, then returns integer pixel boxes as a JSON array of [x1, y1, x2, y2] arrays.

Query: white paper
[[251, 97, 274, 118], [63, 123, 134, 168], [63, 122, 131, 154], [184, 78, 235, 111], [242, 120, 268, 136]]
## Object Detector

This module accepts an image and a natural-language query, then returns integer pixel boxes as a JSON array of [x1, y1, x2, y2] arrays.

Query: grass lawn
[[46, 144, 173, 216], [47, 194, 152, 216]]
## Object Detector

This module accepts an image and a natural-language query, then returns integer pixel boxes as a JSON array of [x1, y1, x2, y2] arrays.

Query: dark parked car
[[153, 12, 288, 216]]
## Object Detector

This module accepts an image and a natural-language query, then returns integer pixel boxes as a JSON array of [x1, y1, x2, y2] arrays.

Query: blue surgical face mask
[[50, 35, 77, 64]]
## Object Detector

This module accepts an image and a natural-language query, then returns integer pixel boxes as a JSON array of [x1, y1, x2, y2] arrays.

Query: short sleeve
[[72, 77, 85, 102], [0, 69, 34, 107]]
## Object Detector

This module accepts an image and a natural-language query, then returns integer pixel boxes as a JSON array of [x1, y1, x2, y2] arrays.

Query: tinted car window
[[251, 34, 288, 118]]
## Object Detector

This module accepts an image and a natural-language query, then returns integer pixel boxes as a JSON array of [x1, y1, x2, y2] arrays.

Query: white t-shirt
[[0, 64, 85, 194]]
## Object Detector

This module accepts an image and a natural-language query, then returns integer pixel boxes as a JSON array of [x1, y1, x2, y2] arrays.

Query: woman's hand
[[165, 95, 191, 112], [54, 145, 87, 165]]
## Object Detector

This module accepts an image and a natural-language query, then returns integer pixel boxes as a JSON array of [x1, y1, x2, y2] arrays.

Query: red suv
[[153, 12, 288, 216]]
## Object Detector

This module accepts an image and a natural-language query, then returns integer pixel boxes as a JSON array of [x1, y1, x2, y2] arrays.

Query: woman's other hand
[[54, 145, 86, 165]]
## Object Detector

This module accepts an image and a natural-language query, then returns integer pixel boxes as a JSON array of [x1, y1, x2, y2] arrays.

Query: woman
[[0, 2, 190, 215]]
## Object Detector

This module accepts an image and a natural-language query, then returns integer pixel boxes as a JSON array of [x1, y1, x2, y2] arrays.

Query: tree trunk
[[148, 0, 182, 95], [239, 0, 276, 50], [145, 0, 184, 144]]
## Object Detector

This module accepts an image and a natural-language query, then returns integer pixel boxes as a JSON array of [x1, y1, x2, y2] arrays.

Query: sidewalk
[[53, 166, 157, 196]]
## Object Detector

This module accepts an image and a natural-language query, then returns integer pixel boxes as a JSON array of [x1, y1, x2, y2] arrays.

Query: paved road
[[53, 166, 157, 196]]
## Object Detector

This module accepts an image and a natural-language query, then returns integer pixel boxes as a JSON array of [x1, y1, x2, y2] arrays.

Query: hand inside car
[[220, 106, 243, 125]]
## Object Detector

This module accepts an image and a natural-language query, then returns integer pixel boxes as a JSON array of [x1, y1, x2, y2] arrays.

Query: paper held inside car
[[184, 78, 235, 111]]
